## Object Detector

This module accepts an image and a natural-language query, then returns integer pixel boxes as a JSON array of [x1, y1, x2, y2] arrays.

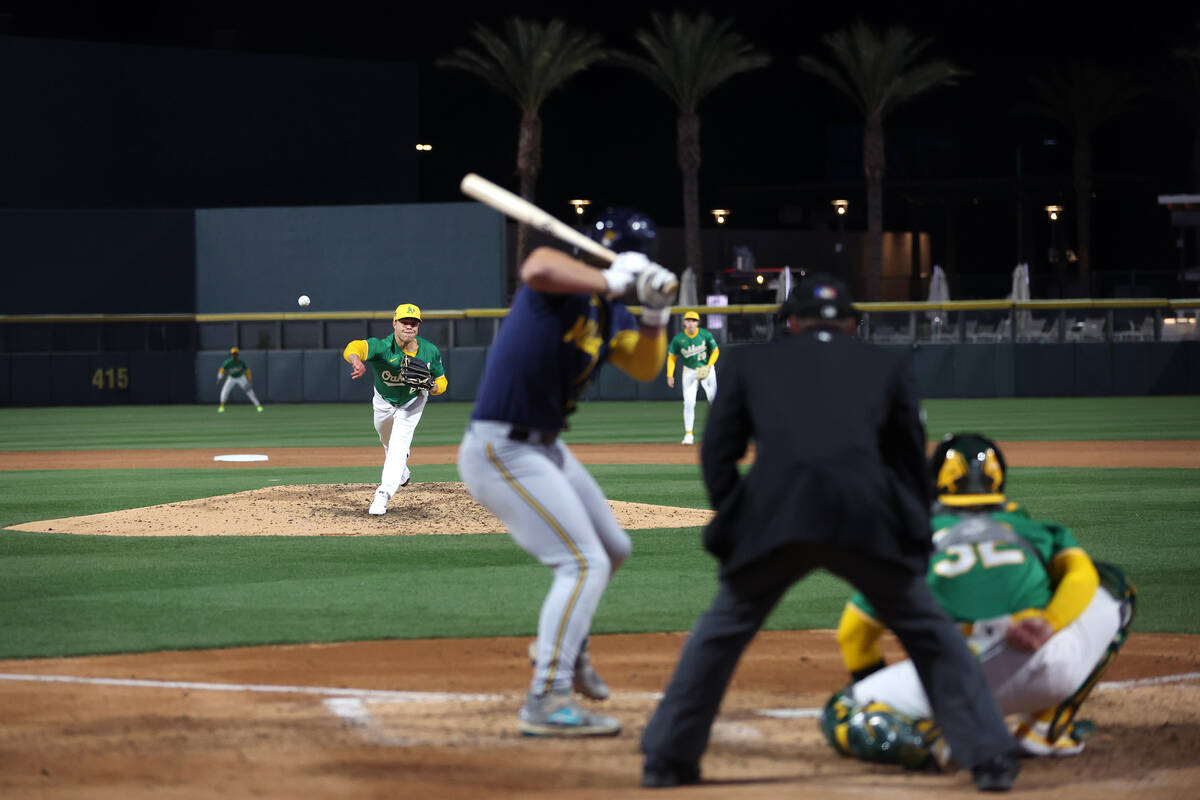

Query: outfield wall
[[3, 341, 1198, 406]]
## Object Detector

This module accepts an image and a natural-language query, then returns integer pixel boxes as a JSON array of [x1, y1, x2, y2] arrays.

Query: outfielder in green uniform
[[822, 433, 1136, 768], [344, 303, 447, 516], [666, 310, 719, 445], [216, 346, 263, 412]]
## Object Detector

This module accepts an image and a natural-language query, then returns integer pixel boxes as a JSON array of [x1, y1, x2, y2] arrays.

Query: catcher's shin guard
[[1045, 560, 1138, 742]]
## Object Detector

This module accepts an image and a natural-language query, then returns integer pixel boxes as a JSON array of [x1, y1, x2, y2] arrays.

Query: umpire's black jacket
[[701, 326, 932, 578]]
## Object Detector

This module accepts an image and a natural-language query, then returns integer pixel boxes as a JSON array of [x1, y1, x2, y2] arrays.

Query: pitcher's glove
[[399, 354, 435, 390], [695, 364, 711, 380]]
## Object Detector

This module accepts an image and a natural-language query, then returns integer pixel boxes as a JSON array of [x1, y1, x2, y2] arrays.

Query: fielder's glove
[[399, 354, 435, 390], [696, 364, 711, 380]]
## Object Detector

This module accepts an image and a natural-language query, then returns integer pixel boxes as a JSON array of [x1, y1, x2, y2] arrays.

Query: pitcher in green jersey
[[823, 433, 1136, 768], [343, 303, 447, 516], [666, 311, 719, 445]]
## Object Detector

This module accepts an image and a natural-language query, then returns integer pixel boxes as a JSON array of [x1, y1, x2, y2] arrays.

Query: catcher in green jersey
[[343, 303, 447, 516], [666, 311, 719, 445], [822, 433, 1136, 769], [216, 346, 263, 413]]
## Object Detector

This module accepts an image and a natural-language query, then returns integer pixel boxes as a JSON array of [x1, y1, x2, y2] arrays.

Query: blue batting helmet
[[586, 207, 658, 255]]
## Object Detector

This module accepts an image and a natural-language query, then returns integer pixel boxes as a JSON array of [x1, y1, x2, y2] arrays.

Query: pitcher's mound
[[6, 482, 715, 537]]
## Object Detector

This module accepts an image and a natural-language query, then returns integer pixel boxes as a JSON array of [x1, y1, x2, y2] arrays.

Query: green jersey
[[668, 328, 718, 370], [850, 505, 1080, 622], [362, 334, 445, 406], [220, 357, 248, 378]]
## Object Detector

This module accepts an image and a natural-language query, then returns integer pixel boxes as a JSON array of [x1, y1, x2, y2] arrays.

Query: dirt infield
[[1, 441, 1198, 797]]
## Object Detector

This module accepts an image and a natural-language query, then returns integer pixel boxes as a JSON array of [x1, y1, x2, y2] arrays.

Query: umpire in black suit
[[640, 274, 1019, 792]]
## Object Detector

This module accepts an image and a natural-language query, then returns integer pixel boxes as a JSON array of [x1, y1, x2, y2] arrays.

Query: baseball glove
[[696, 364, 711, 380], [399, 354, 435, 390]]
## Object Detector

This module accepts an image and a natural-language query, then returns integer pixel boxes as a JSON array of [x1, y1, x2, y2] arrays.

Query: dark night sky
[[2, 2, 1198, 282]]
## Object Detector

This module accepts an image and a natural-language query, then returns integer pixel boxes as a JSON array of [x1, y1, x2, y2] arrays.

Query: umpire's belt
[[507, 425, 558, 445]]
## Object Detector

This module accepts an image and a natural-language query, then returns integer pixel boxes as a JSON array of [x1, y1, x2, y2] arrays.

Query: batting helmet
[[586, 207, 658, 255], [930, 432, 1007, 507]]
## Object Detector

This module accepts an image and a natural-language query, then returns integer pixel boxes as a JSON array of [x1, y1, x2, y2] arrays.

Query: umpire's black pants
[[641, 542, 1014, 772]]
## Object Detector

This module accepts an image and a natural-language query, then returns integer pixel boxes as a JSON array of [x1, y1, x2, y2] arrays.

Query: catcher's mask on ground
[[930, 432, 1007, 506], [393, 303, 422, 322], [586, 206, 658, 257]]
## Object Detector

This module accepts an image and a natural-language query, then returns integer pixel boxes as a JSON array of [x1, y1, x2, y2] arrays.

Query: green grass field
[[0, 398, 1197, 659]]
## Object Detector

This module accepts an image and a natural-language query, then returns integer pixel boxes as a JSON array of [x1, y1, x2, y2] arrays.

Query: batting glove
[[602, 251, 650, 296], [637, 264, 678, 309]]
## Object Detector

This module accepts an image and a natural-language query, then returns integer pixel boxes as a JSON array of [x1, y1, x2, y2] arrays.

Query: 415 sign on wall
[[91, 367, 129, 390]]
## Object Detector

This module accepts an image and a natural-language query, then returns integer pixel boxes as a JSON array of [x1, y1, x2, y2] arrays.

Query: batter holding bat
[[666, 310, 719, 445], [457, 206, 677, 738], [343, 303, 447, 516]]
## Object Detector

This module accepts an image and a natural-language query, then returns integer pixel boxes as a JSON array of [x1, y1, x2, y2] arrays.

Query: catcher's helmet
[[930, 433, 1007, 506], [587, 207, 658, 255]]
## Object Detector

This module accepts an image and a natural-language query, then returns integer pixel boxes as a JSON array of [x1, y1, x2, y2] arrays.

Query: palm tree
[[1021, 61, 1144, 289], [799, 22, 966, 300], [438, 19, 607, 263], [609, 12, 769, 277]]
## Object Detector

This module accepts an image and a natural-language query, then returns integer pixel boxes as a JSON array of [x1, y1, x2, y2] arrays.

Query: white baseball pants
[[850, 587, 1124, 718], [457, 420, 632, 696], [681, 365, 717, 433], [373, 389, 426, 496], [219, 375, 261, 406]]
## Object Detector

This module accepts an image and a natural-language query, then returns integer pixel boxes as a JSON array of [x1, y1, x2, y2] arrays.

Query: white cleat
[[681, 433, 694, 445], [368, 489, 389, 516]]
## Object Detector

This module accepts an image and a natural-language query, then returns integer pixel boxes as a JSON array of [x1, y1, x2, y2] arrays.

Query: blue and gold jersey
[[471, 286, 637, 431]]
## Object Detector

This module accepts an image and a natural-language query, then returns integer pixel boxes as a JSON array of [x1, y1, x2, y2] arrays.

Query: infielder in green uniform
[[216, 346, 263, 412], [822, 433, 1136, 769], [343, 303, 447, 516], [666, 310, 719, 445]]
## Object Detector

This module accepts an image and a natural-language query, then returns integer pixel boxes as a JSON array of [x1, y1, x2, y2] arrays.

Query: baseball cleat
[[217, 406, 225, 413], [527, 641, 610, 701], [1013, 717, 1086, 757], [681, 432, 694, 445], [368, 489, 389, 516], [400, 467, 411, 487], [573, 647, 611, 701], [256, 405, 264, 412], [517, 691, 620, 737]]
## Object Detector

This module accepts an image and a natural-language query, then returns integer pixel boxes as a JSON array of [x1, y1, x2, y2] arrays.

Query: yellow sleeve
[[836, 603, 886, 674], [343, 340, 369, 363], [217, 368, 225, 376], [245, 369, 252, 380], [608, 328, 666, 382], [666, 353, 677, 377], [708, 346, 720, 367], [1041, 548, 1100, 631], [431, 375, 448, 396]]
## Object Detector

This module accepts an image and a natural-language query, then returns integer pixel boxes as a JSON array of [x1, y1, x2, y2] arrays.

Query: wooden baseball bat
[[460, 173, 620, 263]]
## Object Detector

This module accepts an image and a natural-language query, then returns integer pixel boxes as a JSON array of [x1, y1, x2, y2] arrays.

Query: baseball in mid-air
[[297, 295, 311, 307]]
